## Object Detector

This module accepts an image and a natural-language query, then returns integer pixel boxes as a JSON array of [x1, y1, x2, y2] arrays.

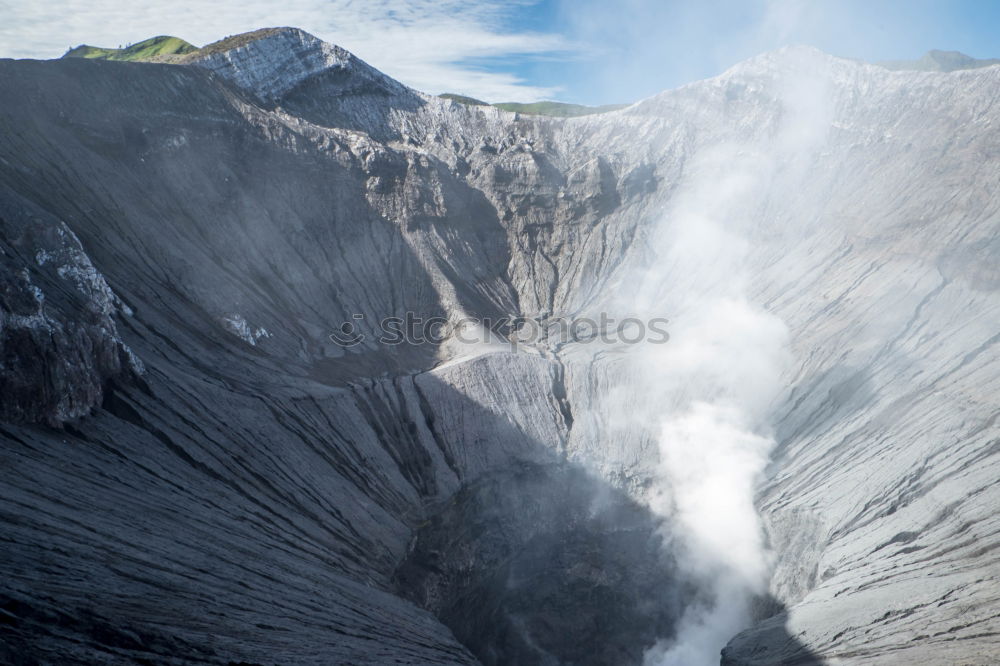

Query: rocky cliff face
[[0, 28, 997, 665]]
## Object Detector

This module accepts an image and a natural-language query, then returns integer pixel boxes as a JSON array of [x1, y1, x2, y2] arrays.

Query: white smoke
[[619, 52, 834, 665]]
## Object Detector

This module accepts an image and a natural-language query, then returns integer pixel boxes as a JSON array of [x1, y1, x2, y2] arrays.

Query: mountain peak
[[191, 27, 310, 58], [64, 28, 410, 107], [181, 27, 410, 105]]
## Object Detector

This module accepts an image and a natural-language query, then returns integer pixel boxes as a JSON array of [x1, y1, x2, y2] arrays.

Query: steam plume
[[621, 53, 833, 664]]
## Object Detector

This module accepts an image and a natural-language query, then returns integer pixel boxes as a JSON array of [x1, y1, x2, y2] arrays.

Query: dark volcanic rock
[[395, 462, 687, 665], [0, 186, 142, 425]]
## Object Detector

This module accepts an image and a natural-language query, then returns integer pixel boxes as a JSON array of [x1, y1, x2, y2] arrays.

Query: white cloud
[[0, 0, 571, 101]]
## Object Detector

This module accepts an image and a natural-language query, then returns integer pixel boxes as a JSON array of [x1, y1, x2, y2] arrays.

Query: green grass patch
[[493, 101, 628, 117], [439, 94, 627, 117], [439, 93, 490, 107], [62, 36, 198, 62]]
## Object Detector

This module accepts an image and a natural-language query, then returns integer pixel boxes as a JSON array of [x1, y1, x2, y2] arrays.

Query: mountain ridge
[[439, 93, 628, 117], [60, 29, 1000, 107], [62, 35, 197, 61], [878, 48, 1000, 72]]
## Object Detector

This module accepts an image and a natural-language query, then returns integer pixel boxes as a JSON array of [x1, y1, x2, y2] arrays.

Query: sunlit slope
[[62, 35, 197, 62]]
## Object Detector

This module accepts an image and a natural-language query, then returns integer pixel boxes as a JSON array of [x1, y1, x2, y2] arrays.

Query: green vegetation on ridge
[[62, 36, 197, 62], [440, 93, 626, 117], [493, 101, 628, 117], [439, 93, 490, 107]]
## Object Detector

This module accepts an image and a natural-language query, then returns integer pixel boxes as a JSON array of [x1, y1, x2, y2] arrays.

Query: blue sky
[[1, 0, 997, 104], [516, 0, 1000, 104]]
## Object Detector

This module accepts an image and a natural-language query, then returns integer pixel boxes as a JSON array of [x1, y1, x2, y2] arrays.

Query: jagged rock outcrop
[[1, 27, 998, 665], [0, 186, 142, 425]]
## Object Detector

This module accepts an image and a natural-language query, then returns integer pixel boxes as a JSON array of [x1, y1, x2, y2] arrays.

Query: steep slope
[[1, 28, 999, 665]]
